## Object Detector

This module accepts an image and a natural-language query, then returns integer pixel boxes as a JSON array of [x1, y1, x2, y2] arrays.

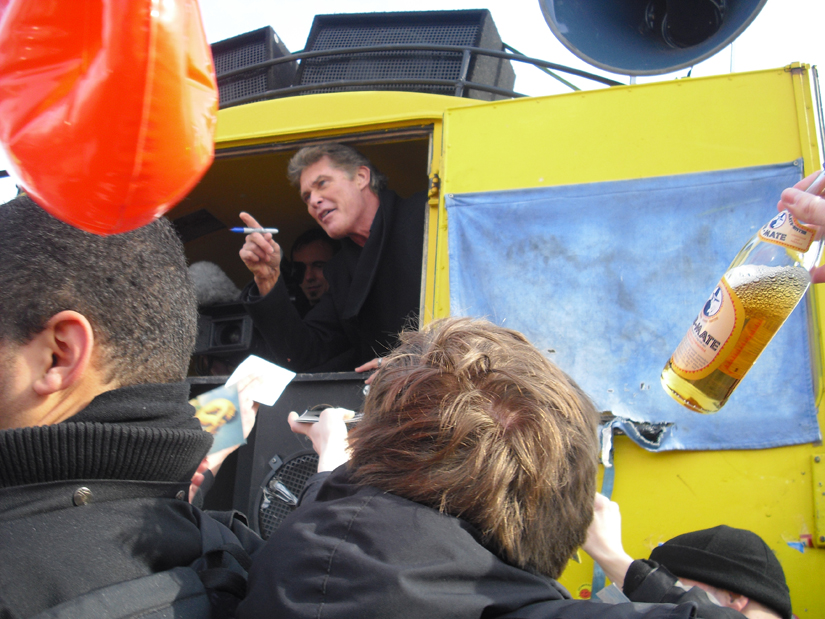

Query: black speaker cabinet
[[296, 10, 515, 101], [191, 372, 367, 536], [211, 26, 296, 108]]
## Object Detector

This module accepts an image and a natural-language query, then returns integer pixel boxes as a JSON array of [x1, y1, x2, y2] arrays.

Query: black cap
[[650, 525, 791, 619]]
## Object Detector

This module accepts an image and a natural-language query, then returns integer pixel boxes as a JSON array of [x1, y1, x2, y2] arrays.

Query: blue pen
[[230, 227, 279, 234]]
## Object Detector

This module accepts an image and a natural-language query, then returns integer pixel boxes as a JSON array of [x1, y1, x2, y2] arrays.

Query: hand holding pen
[[237, 212, 281, 296]]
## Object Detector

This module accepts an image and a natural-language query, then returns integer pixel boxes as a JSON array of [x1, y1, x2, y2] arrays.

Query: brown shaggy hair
[[287, 143, 387, 195], [347, 317, 599, 579]]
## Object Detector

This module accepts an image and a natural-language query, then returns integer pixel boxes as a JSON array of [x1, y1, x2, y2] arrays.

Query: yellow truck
[[175, 16, 825, 614]]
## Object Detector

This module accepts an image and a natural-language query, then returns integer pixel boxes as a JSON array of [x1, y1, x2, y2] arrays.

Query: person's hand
[[778, 170, 825, 283], [238, 211, 281, 296], [355, 357, 382, 385], [189, 458, 210, 503], [190, 375, 262, 502], [581, 493, 634, 589], [288, 407, 353, 472]]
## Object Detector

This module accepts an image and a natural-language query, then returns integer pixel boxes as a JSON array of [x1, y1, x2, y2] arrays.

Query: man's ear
[[355, 165, 371, 191], [723, 591, 749, 612], [32, 311, 95, 396]]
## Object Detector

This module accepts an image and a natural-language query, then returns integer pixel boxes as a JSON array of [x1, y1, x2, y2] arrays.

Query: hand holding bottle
[[779, 171, 825, 283], [662, 168, 825, 413]]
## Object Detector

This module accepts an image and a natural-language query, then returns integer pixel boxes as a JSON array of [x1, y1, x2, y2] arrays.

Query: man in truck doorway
[[238, 142, 427, 373]]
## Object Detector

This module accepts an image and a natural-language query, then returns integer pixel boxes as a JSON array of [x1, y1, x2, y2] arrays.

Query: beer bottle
[[661, 170, 825, 413]]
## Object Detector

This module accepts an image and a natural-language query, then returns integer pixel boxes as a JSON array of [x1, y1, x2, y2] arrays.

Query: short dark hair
[[0, 195, 197, 385], [287, 143, 388, 194], [290, 227, 340, 260], [347, 317, 599, 579]]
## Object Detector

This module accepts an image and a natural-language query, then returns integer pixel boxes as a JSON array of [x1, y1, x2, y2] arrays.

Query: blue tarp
[[446, 160, 820, 451]]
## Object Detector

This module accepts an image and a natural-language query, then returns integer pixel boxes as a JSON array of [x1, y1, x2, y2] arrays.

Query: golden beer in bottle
[[661, 172, 825, 413]]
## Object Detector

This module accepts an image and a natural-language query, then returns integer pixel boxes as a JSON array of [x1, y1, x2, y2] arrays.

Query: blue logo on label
[[769, 212, 787, 229], [703, 286, 723, 318]]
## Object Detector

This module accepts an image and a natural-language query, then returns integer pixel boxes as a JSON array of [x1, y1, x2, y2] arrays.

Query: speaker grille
[[258, 453, 319, 540], [214, 40, 268, 104], [214, 39, 269, 73], [210, 27, 296, 108], [300, 23, 478, 96], [297, 11, 513, 100]]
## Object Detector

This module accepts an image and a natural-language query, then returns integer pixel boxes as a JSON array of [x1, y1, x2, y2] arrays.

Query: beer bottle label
[[671, 277, 745, 380], [758, 210, 816, 252]]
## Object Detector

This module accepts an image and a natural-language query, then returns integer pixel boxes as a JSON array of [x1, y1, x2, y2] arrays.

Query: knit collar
[[0, 382, 213, 488]]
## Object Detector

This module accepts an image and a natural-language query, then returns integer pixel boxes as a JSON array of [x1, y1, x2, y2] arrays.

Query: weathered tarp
[[446, 160, 819, 451]]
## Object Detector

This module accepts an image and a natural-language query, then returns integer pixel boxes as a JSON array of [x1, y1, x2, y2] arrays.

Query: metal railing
[[216, 43, 622, 108]]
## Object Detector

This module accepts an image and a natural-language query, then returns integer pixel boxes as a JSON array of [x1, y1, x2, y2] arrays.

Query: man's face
[[293, 239, 334, 305], [0, 340, 33, 430], [299, 157, 370, 240], [676, 579, 743, 611], [0, 343, 12, 427]]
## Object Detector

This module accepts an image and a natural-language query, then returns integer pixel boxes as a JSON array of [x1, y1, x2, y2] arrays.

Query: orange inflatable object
[[0, 0, 218, 234]]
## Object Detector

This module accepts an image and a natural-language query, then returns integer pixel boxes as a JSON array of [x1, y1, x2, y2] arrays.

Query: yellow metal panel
[[814, 454, 825, 549], [215, 91, 479, 148], [441, 67, 810, 194], [437, 67, 825, 614], [423, 123, 444, 326], [791, 63, 825, 407], [789, 64, 822, 173], [434, 67, 820, 318], [586, 438, 825, 615]]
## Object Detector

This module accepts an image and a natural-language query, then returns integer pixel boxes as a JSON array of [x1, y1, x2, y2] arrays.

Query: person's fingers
[[355, 358, 380, 373], [334, 408, 355, 422], [245, 232, 277, 256], [288, 411, 311, 436], [240, 236, 270, 260], [239, 211, 263, 228], [795, 170, 824, 191], [188, 477, 203, 503], [197, 459, 210, 473], [780, 187, 825, 226], [811, 264, 825, 285], [240, 238, 278, 273]]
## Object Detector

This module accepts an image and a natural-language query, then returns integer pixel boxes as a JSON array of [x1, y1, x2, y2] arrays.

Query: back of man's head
[[347, 317, 599, 579], [287, 143, 387, 194], [650, 525, 791, 619], [0, 195, 197, 386]]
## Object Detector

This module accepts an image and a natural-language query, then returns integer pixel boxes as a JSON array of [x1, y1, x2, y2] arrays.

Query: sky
[[1, 0, 823, 202]]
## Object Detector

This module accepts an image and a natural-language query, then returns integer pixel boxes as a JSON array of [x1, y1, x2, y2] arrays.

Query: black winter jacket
[[0, 383, 263, 619], [243, 189, 427, 372], [238, 466, 745, 619]]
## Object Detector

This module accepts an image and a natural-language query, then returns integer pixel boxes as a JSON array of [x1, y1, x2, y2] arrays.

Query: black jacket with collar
[[243, 189, 427, 372], [0, 382, 262, 619], [238, 466, 746, 619]]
